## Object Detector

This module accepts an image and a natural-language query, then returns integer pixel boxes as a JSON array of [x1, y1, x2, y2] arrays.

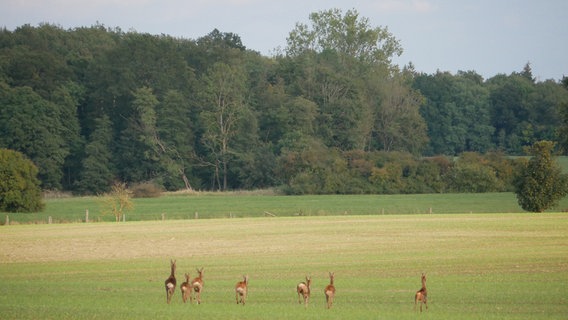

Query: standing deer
[[296, 276, 312, 307], [190, 267, 204, 304], [415, 273, 428, 312], [180, 273, 191, 303], [324, 272, 335, 309], [235, 275, 249, 305], [164, 259, 176, 304]]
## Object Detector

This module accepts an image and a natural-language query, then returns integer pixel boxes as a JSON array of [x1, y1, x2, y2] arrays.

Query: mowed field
[[1, 213, 567, 319]]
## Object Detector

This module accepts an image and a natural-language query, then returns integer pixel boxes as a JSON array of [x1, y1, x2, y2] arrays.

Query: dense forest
[[1, 9, 568, 195]]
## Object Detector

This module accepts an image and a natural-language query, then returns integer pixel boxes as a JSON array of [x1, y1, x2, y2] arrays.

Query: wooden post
[[161, 213, 165, 221], [195, 211, 199, 219], [123, 214, 126, 222], [48, 216, 52, 224], [5, 215, 9, 226], [429, 207, 432, 214], [85, 209, 89, 223]]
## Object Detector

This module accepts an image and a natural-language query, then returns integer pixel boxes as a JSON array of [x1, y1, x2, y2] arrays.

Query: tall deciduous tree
[[199, 62, 248, 190], [117, 87, 160, 182], [286, 8, 402, 65], [156, 90, 195, 191], [372, 72, 428, 154], [514, 141, 568, 212], [284, 9, 413, 152]]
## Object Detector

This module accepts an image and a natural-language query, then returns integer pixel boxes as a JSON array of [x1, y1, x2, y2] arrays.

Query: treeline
[[1, 9, 567, 195]]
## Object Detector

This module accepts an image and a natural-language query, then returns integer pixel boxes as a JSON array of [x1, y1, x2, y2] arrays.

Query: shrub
[[514, 141, 568, 212], [0, 149, 44, 212], [130, 181, 163, 198]]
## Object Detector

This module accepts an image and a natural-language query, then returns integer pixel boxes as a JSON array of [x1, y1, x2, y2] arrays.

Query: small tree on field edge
[[514, 141, 568, 212], [99, 182, 133, 222]]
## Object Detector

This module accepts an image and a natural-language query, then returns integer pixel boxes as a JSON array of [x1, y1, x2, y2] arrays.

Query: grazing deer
[[324, 272, 336, 309], [190, 267, 204, 304], [296, 276, 312, 307], [180, 273, 191, 303], [235, 275, 249, 305], [415, 273, 428, 312], [164, 259, 176, 304]]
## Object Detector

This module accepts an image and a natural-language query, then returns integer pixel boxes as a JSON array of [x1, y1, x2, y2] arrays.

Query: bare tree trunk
[[179, 168, 193, 191], [223, 159, 228, 191]]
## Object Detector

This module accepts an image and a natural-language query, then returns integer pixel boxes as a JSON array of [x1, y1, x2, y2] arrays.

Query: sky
[[1, 0, 567, 81]]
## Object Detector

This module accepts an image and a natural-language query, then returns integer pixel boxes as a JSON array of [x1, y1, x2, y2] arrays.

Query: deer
[[180, 273, 191, 303], [190, 267, 204, 304], [235, 275, 249, 305], [164, 259, 176, 304], [296, 276, 312, 307], [414, 273, 428, 312], [324, 272, 335, 309]]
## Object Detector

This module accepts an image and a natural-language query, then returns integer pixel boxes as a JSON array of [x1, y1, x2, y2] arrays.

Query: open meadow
[[6, 192, 568, 224], [1, 212, 567, 319]]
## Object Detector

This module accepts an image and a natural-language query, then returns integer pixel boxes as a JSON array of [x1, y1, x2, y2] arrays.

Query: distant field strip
[[8, 192, 568, 224]]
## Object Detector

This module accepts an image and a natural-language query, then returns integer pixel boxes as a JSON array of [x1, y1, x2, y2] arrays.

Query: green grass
[[557, 156, 568, 173], [1, 214, 567, 319], [5, 192, 568, 224]]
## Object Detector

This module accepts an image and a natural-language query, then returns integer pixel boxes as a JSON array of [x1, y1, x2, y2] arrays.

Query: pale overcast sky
[[1, 0, 567, 81]]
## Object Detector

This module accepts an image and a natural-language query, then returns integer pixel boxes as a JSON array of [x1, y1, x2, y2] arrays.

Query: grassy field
[[5, 192, 568, 224], [1, 213, 567, 319]]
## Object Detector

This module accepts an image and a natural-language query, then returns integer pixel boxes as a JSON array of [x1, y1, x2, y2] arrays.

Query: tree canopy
[[1, 10, 567, 198]]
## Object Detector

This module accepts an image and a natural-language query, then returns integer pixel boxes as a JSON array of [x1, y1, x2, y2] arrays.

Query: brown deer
[[190, 267, 204, 304], [235, 275, 249, 305], [296, 276, 312, 307], [414, 273, 428, 312], [180, 273, 191, 303], [164, 259, 176, 304], [324, 272, 335, 309]]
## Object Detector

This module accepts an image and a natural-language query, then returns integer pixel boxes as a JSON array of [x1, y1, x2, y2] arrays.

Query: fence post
[[123, 214, 126, 222], [5, 215, 8, 226], [48, 216, 52, 224], [85, 209, 89, 223], [161, 213, 165, 221], [195, 211, 199, 219]]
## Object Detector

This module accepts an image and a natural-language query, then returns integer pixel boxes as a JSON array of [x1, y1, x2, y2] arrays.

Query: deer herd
[[165, 260, 428, 312]]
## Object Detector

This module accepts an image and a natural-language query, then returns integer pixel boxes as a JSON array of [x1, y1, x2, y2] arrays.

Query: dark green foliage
[[414, 71, 494, 155], [74, 115, 115, 195], [514, 141, 568, 212], [279, 149, 516, 195], [1, 17, 567, 195], [0, 149, 44, 212], [0, 84, 70, 189]]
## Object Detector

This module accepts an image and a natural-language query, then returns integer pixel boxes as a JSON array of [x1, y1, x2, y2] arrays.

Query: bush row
[[280, 150, 522, 195]]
